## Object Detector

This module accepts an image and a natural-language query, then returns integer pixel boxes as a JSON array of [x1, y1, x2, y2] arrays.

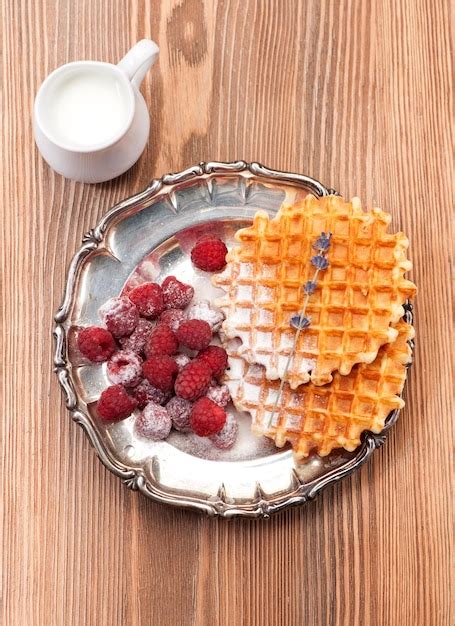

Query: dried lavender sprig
[[266, 232, 332, 431], [303, 280, 317, 295], [312, 232, 332, 251], [290, 314, 311, 329]]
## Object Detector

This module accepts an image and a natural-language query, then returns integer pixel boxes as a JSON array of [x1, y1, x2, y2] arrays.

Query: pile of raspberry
[[77, 237, 238, 450]]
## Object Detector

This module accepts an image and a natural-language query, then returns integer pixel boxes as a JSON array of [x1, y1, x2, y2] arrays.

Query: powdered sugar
[[175, 353, 191, 370], [257, 309, 274, 325], [107, 350, 143, 387], [99, 296, 139, 337], [135, 402, 172, 440], [160, 308, 187, 332], [260, 264, 278, 279], [256, 331, 273, 349], [119, 318, 154, 354], [206, 384, 231, 407], [238, 262, 253, 278], [279, 332, 294, 350], [210, 413, 239, 449], [186, 300, 225, 331], [168, 408, 277, 461], [257, 285, 274, 303], [230, 307, 251, 326], [128, 282, 164, 318], [237, 284, 253, 301], [166, 396, 193, 432], [162, 276, 194, 309], [131, 379, 170, 408]]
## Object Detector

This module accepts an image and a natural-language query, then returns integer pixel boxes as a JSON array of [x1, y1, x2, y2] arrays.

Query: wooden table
[[2, 1, 453, 624]]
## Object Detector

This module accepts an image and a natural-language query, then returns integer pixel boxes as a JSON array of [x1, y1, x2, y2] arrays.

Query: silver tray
[[54, 161, 413, 518]]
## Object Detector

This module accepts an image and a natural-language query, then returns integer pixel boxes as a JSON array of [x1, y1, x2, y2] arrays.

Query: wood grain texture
[[1, 1, 453, 624]]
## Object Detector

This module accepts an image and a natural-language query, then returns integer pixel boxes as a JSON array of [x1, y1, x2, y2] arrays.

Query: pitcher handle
[[117, 39, 159, 89]]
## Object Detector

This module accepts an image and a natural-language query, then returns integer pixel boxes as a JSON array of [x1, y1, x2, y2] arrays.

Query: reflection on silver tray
[[54, 161, 413, 518]]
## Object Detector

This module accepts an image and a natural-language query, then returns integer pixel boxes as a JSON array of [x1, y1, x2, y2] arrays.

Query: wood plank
[[1, 1, 453, 624]]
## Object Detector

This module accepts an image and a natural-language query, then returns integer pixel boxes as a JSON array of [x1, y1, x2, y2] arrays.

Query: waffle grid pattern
[[224, 320, 414, 460], [214, 195, 416, 387]]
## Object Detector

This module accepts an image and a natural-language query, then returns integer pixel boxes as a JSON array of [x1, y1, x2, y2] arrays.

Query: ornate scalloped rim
[[53, 160, 413, 518]]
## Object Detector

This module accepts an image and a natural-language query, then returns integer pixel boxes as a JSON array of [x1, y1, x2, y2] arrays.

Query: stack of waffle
[[213, 195, 416, 461]]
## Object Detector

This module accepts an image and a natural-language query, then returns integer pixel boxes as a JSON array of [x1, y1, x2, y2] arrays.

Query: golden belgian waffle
[[224, 319, 414, 461], [213, 195, 416, 387]]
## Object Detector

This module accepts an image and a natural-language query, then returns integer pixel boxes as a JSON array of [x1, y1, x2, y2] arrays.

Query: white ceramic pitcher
[[33, 40, 159, 183]]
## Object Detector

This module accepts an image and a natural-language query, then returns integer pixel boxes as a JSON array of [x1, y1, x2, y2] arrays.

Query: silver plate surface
[[54, 161, 413, 518]]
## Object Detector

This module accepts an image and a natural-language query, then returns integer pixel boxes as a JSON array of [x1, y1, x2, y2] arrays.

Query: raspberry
[[190, 397, 226, 436], [191, 237, 227, 272], [131, 379, 170, 409], [197, 345, 228, 378], [176, 319, 212, 351], [119, 318, 154, 354], [145, 324, 178, 357], [206, 384, 231, 407], [128, 282, 164, 318], [77, 326, 116, 362], [135, 402, 172, 440], [174, 353, 191, 371], [166, 396, 193, 432], [97, 384, 137, 421], [162, 276, 194, 309], [159, 308, 186, 332], [175, 360, 212, 401], [143, 355, 178, 391], [186, 300, 225, 331], [210, 414, 239, 449], [99, 297, 139, 337], [107, 350, 143, 387]]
